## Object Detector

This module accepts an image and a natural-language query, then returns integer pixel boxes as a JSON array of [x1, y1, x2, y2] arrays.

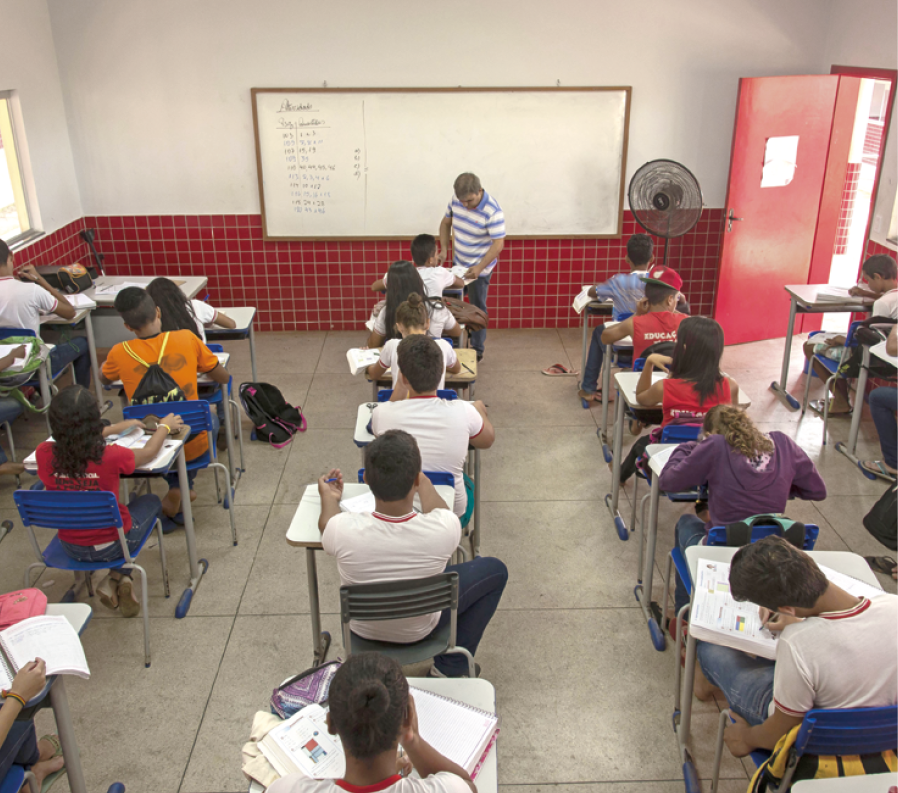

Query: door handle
[[727, 209, 744, 233]]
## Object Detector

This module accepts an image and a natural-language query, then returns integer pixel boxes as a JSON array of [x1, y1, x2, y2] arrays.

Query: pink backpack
[[0, 589, 47, 630]]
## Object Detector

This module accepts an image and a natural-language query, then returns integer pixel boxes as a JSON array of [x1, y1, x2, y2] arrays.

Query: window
[[0, 92, 40, 245]]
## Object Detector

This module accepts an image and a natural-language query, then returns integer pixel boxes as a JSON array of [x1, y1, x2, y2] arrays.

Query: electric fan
[[628, 159, 703, 265]]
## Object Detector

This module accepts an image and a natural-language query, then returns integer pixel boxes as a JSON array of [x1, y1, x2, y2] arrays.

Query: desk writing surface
[[46, 604, 92, 635], [287, 483, 457, 549], [85, 276, 207, 305], [603, 320, 633, 347], [40, 308, 91, 326], [871, 340, 898, 368], [646, 443, 679, 477], [206, 306, 256, 331], [613, 371, 753, 409], [445, 348, 477, 382], [784, 284, 871, 311], [354, 403, 376, 445], [791, 773, 897, 792]]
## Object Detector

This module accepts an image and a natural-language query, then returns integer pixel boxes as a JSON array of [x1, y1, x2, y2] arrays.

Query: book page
[[340, 491, 376, 514], [93, 281, 146, 296], [816, 564, 883, 601], [0, 615, 90, 679], [264, 704, 345, 779]]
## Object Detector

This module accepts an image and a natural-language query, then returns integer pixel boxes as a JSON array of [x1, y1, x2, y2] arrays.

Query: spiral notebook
[[0, 615, 90, 689]]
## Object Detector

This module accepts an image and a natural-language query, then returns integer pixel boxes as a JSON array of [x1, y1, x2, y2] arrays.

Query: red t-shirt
[[662, 377, 732, 427], [35, 442, 136, 546], [632, 312, 687, 360]]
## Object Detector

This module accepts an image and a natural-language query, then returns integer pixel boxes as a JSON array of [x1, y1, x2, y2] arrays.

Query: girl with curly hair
[[35, 386, 184, 617], [658, 403, 827, 615]]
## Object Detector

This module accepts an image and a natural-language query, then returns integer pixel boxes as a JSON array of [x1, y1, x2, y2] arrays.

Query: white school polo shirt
[[373, 302, 457, 340], [190, 299, 219, 343], [371, 397, 484, 516], [322, 508, 461, 643], [269, 771, 472, 793], [872, 289, 898, 319], [383, 266, 457, 298], [378, 338, 457, 392], [0, 277, 57, 336]]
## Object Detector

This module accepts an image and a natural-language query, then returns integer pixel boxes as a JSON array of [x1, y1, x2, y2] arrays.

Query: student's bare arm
[[636, 355, 670, 406], [449, 275, 465, 289], [0, 346, 25, 371], [19, 266, 76, 319], [370, 278, 386, 292], [469, 401, 495, 449], [205, 364, 231, 385], [366, 361, 388, 381], [888, 325, 897, 357], [131, 414, 185, 467], [438, 216, 453, 266], [601, 317, 634, 345], [443, 324, 462, 340], [728, 376, 741, 407], [212, 312, 237, 329], [446, 357, 462, 374], [724, 709, 803, 756], [317, 469, 344, 534], [417, 474, 449, 513], [367, 330, 386, 348]]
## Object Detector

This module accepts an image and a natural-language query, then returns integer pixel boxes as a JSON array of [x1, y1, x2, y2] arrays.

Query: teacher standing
[[439, 173, 506, 361]]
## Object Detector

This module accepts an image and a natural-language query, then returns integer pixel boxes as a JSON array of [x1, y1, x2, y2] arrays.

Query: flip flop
[[542, 363, 579, 376], [808, 399, 851, 415], [864, 556, 897, 575], [860, 460, 897, 481]]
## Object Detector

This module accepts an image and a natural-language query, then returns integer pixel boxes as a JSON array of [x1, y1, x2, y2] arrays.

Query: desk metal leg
[[676, 626, 700, 791], [600, 342, 613, 455], [580, 309, 589, 386], [248, 323, 258, 383], [175, 449, 208, 618], [770, 297, 801, 410], [305, 549, 331, 667], [634, 474, 665, 650], [473, 447, 481, 556], [49, 677, 86, 793], [38, 361, 52, 433], [83, 312, 111, 414], [221, 382, 240, 491], [837, 345, 870, 472], [604, 387, 627, 540]]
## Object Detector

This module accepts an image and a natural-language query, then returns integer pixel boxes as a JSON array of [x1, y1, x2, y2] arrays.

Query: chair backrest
[[14, 490, 123, 531], [706, 522, 819, 551], [377, 389, 457, 402], [356, 469, 455, 488], [612, 310, 633, 322], [845, 320, 866, 349], [796, 706, 897, 757], [659, 424, 702, 444], [0, 327, 36, 339], [123, 399, 214, 435], [206, 343, 224, 353], [340, 572, 458, 625], [633, 357, 646, 372]]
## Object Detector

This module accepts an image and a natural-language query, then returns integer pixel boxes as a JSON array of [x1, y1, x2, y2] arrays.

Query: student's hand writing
[[395, 752, 413, 778], [723, 713, 753, 757], [318, 469, 344, 501], [157, 414, 184, 433], [758, 607, 800, 633], [635, 297, 650, 316], [17, 265, 40, 283], [399, 694, 420, 748], [10, 658, 47, 702], [647, 353, 672, 372]]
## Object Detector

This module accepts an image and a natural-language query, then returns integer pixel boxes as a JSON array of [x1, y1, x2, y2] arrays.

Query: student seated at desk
[[100, 288, 231, 527], [0, 240, 92, 390], [659, 405, 826, 617], [0, 659, 65, 787], [694, 536, 897, 758], [803, 254, 898, 414], [36, 385, 185, 617], [367, 294, 461, 401], [368, 261, 461, 348], [0, 346, 27, 478], [317, 431, 507, 678], [269, 652, 476, 793], [145, 277, 236, 343], [371, 335, 493, 517], [371, 234, 465, 297], [862, 325, 898, 484]]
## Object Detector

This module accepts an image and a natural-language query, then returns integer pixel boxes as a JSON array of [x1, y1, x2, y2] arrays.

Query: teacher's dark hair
[[454, 173, 481, 198], [383, 261, 428, 342], [48, 385, 106, 479]]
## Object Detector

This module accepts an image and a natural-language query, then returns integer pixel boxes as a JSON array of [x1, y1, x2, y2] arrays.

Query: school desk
[[203, 306, 258, 381], [771, 285, 872, 410], [791, 773, 898, 792], [1, 346, 53, 431], [673, 547, 881, 793], [285, 482, 457, 667], [598, 320, 633, 443], [605, 372, 752, 542], [579, 298, 614, 383], [40, 306, 106, 410], [82, 275, 209, 348], [353, 401, 484, 556], [372, 347, 478, 400]]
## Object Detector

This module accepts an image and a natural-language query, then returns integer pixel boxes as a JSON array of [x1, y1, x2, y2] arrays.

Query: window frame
[[0, 90, 43, 248]]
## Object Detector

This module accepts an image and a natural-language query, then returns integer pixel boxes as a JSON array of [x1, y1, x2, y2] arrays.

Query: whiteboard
[[251, 88, 630, 239]]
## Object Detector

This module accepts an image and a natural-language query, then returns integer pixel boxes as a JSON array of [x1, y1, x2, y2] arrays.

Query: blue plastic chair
[[14, 490, 169, 668], [0, 327, 74, 406], [199, 343, 245, 479], [710, 705, 898, 793], [0, 396, 23, 487], [122, 400, 238, 546], [801, 320, 864, 445]]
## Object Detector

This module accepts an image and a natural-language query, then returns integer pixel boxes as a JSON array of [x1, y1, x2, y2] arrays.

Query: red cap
[[639, 265, 683, 291]]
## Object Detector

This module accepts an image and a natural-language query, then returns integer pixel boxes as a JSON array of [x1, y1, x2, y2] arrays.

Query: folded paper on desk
[[259, 687, 497, 781], [346, 348, 381, 376], [572, 286, 594, 314], [66, 294, 97, 309], [339, 491, 376, 514], [690, 559, 883, 659], [93, 281, 146, 297], [0, 615, 90, 689]]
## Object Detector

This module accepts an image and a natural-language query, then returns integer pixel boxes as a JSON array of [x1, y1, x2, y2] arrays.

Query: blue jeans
[[464, 273, 492, 355], [674, 513, 706, 615], [697, 640, 775, 725], [60, 494, 161, 563], [0, 720, 40, 782], [581, 326, 605, 393], [869, 387, 897, 469], [431, 556, 508, 676], [163, 409, 219, 490], [48, 336, 91, 389]]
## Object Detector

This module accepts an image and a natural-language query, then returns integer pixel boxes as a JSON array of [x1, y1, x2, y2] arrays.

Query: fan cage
[[628, 159, 703, 240]]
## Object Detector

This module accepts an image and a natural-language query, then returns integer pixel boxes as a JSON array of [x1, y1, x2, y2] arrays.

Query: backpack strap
[[724, 515, 806, 548], [122, 332, 170, 368]]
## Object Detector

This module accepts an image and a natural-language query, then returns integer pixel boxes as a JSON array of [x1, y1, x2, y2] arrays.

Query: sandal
[[860, 460, 897, 481], [542, 363, 579, 376], [808, 399, 851, 416], [577, 388, 601, 402], [39, 734, 63, 758], [117, 576, 141, 619], [864, 556, 897, 576]]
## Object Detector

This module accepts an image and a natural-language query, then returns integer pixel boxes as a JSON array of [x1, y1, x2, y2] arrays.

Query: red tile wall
[[866, 238, 896, 260], [71, 210, 725, 333], [13, 218, 90, 269], [834, 163, 861, 256]]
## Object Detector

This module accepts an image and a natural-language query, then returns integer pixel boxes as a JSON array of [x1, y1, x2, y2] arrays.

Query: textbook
[[259, 686, 498, 781], [346, 348, 381, 376], [689, 558, 884, 660], [338, 491, 376, 514], [0, 615, 90, 689], [813, 286, 858, 303], [572, 285, 595, 314]]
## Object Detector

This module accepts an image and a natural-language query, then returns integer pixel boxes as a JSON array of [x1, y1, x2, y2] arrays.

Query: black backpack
[[239, 382, 307, 448], [122, 333, 187, 405], [863, 482, 897, 552]]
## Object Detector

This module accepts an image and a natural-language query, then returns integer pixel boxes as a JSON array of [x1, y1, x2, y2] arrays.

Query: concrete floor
[[0, 327, 894, 793]]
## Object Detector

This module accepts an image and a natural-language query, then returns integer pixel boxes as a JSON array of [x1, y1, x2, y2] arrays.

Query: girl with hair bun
[[658, 403, 826, 615], [269, 652, 476, 793], [367, 292, 461, 401]]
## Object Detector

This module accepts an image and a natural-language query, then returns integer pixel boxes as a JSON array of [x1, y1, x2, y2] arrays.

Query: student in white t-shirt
[[268, 653, 476, 793], [367, 261, 460, 347], [367, 293, 461, 400], [693, 536, 897, 758], [317, 430, 507, 677], [371, 335, 494, 517], [146, 277, 236, 343], [371, 234, 465, 298]]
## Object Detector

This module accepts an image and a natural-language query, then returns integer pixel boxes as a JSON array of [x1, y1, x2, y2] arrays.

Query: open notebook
[[0, 615, 90, 689], [260, 686, 498, 781]]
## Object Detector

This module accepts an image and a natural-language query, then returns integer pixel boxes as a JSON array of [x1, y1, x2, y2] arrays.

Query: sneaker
[[476, 352, 484, 363], [117, 576, 141, 618], [96, 573, 119, 611], [161, 516, 182, 535], [428, 662, 481, 679]]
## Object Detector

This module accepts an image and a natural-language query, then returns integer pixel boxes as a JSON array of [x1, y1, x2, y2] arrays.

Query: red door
[[713, 75, 860, 344]]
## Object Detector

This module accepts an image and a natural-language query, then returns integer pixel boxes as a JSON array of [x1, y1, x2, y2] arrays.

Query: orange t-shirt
[[101, 330, 220, 461]]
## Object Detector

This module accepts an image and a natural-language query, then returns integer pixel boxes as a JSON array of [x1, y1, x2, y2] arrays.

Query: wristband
[[158, 423, 172, 436], [2, 690, 26, 708]]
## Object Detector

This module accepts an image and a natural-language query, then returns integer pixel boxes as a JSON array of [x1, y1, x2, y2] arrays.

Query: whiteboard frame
[[251, 86, 631, 241]]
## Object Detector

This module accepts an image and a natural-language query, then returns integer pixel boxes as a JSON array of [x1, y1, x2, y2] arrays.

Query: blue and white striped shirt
[[595, 271, 648, 316], [445, 191, 506, 277]]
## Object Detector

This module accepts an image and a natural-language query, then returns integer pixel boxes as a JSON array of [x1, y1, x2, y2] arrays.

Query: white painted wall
[[823, 0, 898, 248], [0, 0, 82, 235], [46, 0, 840, 215]]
